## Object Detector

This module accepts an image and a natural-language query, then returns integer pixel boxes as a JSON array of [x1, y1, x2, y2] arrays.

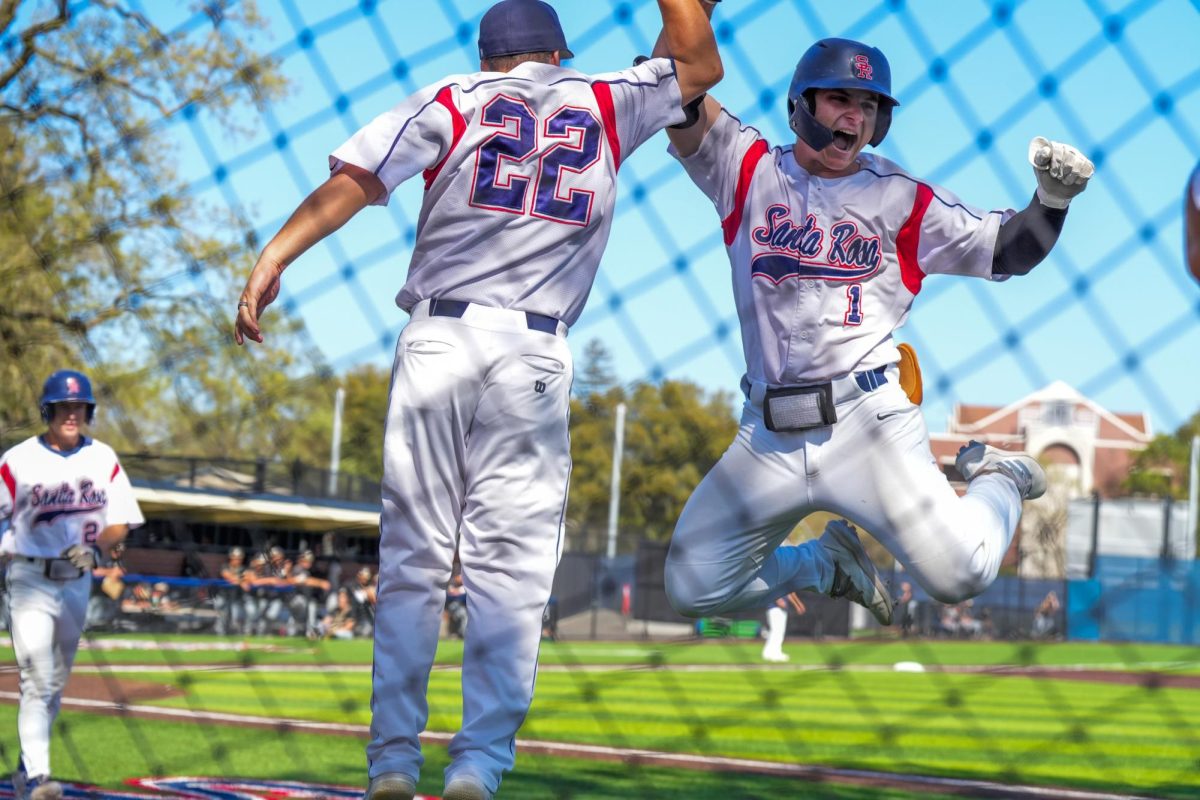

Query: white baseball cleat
[[27, 776, 64, 800], [365, 773, 416, 800], [443, 775, 492, 800], [955, 440, 1046, 500], [820, 519, 894, 626]]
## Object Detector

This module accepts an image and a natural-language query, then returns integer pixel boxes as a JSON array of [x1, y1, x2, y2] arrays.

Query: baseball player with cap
[[1187, 161, 1200, 283], [656, 21, 1093, 627], [0, 370, 144, 799], [233, 2, 722, 797]]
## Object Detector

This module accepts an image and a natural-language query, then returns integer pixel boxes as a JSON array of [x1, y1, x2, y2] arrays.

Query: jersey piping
[[423, 86, 467, 189], [722, 139, 769, 246], [897, 182, 934, 296], [590, 82, 621, 168]]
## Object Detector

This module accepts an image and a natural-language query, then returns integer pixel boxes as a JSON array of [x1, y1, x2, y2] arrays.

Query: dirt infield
[[0, 666, 1168, 800]]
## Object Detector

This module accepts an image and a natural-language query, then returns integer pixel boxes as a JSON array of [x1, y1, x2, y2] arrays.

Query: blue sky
[[158, 0, 1200, 435]]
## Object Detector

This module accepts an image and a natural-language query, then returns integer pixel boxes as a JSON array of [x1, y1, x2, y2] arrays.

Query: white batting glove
[[1028, 136, 1094, 209], [61, 544, 98, 571]]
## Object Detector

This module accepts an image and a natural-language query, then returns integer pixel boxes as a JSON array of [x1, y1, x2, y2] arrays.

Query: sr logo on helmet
[[39, 369, 97, 424]]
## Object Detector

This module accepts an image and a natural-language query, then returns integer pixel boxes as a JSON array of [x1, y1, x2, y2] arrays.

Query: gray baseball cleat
[[443, 776, 492, 800], [820, 519, 894, 626], [365, 773, 416, 800], [955, 440, 1046, 500], [27, 776, 64, 800]]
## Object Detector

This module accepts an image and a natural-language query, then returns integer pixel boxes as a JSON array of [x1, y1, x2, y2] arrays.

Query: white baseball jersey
[[0, 436, 144, 558], [672, 111, 1015, 385], [330, 58, 684, 325]]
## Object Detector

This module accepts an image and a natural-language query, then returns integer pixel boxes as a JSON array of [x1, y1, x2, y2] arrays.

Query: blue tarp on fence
[[1068, 556, 1200, 645]]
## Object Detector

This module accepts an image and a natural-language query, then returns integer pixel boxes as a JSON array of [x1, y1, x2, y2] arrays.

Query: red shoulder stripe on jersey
[[111, 462, 121, 481], [721, 139, 769, 246], [0, 462, 13, 500], [590, 82, 621, 169], [897, 182, 934, 296], [422, 86, 467, 190]]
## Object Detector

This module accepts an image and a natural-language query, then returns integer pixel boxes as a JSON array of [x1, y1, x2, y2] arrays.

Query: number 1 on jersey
[[844, 283, 864, 326], [470, 94, 602, 226]]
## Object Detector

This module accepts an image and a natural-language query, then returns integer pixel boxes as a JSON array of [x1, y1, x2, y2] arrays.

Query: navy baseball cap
[[478, 0, 574, 60]]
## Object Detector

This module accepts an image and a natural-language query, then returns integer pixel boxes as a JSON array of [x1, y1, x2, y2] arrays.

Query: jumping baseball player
[[0, 370, 144, 800], [232, 2, 722, 797], [1187, 161, 1199, 283], [657, 26, 1093, 626]]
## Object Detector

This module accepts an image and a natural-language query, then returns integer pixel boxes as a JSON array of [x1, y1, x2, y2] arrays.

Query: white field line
[[0, 690, 1163, 800]]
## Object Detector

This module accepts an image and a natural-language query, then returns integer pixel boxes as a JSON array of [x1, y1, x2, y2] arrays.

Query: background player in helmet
[[654, 19, 1093, 626], [233, 2, 722, 797], [0, 370, 144, 799], [1187, 161, 1200, 283]]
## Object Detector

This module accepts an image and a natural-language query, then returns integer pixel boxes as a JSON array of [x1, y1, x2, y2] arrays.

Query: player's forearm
[[991, 192, 1068, 276], [259, 170, 380, 271], [96, 523, 128, 557], [656, 0, 723, 104]]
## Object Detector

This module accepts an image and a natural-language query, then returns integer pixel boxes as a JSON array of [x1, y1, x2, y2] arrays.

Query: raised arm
[[657, 0, 722, 103], [992, 137, 1094, 277], [654, 0, 723, 157], [234, 164, 385, 345]]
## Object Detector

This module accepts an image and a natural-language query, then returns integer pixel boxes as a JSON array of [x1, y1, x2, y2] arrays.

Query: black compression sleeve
[[992, 192, 1068, 276]]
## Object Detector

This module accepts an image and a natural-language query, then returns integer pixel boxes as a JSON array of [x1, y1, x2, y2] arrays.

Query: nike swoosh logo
[[877, 409, 910, 421]]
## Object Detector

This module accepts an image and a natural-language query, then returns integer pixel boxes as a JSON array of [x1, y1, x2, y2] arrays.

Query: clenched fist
[[1028, 136, 1094, 209]]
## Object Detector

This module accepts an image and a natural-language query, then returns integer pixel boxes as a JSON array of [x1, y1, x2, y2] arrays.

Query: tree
[[0, 0, 323, 459], [565, 342, 739, 549], [1124, 411, 1200, 498]]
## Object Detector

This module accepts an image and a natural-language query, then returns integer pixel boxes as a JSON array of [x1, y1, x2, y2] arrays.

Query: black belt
[[428, 298, 562, 335]]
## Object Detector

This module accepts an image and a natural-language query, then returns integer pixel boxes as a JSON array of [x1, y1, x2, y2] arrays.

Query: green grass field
[[2, 634, 1199, 798]]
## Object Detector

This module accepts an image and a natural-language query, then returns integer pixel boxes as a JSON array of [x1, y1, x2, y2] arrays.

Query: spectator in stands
[[261, 545, 295, 635], [244, 553, 275, 635], [896, 581, 918, 638], [351, 566, 377, 637], [86, 541, 127, 630], [444, 572, 467, 639], [957, 601, 984, 639], [1032, 590, 1061, 639], [289, 550, 331, 640], [125, 582, 154, 613], [149, 581, 177, 613], [936, 604, 961, 638], [215, 547, 248, 636], [322, 587, 358, 640]]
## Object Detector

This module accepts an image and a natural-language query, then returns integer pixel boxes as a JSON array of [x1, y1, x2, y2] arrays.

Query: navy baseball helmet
[[787, 38, 899, 150], [40, 369, 96, 424]]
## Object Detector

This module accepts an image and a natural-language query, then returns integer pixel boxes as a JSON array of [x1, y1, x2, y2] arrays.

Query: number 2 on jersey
[[470, 95, 602, 226]]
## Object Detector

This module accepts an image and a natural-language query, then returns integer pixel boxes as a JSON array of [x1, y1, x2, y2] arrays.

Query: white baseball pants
[[6, 558, 90, 779], [367, 301, 571, 795], [762, 606, 787, 661], [666, 374, 1023, 616]]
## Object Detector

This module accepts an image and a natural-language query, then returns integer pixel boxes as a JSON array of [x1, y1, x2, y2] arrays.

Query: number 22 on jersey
[[470, 94, 603, 227]]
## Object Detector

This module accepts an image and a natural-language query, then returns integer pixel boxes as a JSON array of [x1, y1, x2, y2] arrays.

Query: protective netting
[[174, 0, 1200, 432], [2, 1, 1200, 799]]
